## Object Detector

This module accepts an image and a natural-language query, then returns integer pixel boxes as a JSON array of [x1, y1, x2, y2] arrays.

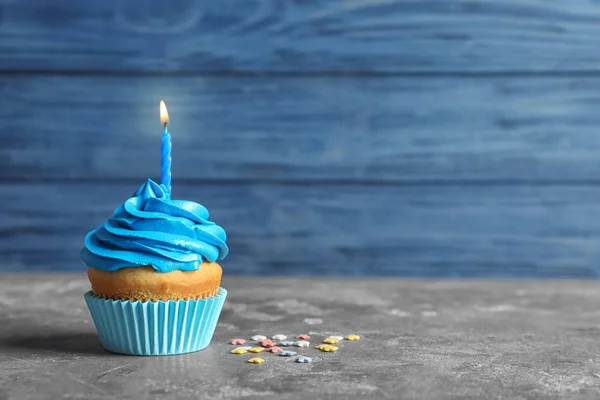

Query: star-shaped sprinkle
[[267, 347, 283, 353], [279, 341, 295, 347], [345, 334, 360, 341], [296, 334, 311, 340], [231, 338, 246, 345], [251, 335, 267, 341], [248, 357, 265, 364], [294, 340, 310, 348], [248, 347, 265, 353], [330, 335, 344, 341], [271, 334, 287, 341], [323, 337, 339, 344], [316, 344, 338, 352], [280, 350, 297, 357], [296, 356, 313, 363], [258, 339, 276, 348], [231, 348, 247, 355]]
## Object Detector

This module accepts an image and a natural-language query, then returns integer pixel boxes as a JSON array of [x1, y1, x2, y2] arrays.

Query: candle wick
[[163, 122, 168, 129]]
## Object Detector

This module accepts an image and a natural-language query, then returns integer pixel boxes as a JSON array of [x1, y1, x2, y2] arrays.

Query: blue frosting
[[81, 179, 228, 272]]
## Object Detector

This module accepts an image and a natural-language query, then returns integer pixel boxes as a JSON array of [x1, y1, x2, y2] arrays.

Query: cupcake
[[82, 179, 228, 355]]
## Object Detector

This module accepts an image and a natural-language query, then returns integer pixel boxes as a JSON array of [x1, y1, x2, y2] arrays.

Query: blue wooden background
[[2, 0, 600, 277]]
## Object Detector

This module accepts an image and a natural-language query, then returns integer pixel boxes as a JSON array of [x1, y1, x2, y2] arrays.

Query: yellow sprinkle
[[323, 337, 339, 344], [345, 334, 360, 341], [247, 357, 265, 364], [231, 348, 247, 355], [316, 344, 338, 352], [248, 347, 265, 353]]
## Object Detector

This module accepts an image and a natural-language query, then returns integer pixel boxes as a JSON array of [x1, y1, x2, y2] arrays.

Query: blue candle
[[160, 101, 172, 195]]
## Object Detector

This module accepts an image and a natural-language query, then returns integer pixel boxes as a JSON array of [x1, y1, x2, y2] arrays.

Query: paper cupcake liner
[[84, 288, 227, 356]]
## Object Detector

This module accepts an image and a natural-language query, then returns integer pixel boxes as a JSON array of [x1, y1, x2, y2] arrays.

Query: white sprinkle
[[330, 336, 344, 341], [387, 309, 410, 317], [272, 334, 287, 341], [251, 335, 267, 341], [294, 340, 310, 348]]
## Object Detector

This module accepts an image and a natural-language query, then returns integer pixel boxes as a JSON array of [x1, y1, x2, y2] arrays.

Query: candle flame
[[160, 101, 169, 125]]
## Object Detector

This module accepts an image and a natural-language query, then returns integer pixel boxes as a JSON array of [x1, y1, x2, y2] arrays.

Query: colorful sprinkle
[[330, 335, 344, 341], [296, 356, 312, 363], [231, 338, 246, 345], [248, 347, 265, 353], [258, 339, 276, 348], [323, 337, 339, 344], [280, 350, 297, 357], [267, 347, 283, 353], [230, 348, 248, 355], [248, 357, 265, 364], [296, 334, 311, 340], [279, 341, 295, 347], [251, 335, 267, 341], [294, 340, 310, 348], [271, 334, 287, 341], [316, 344, 338, 352], [239, 346, 253, 350], [345, 334, 360, 341]]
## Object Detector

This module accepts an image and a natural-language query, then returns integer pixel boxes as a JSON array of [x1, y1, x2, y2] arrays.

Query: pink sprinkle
[[231, 338, 246, 345], [296, 334, 311, 340], [258, 339, 276, 348], [267, 347, 283, 353]]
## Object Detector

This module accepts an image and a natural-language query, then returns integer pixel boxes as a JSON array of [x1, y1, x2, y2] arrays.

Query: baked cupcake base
[[88, 262, 222, 302], [84, 287, 227, 356]]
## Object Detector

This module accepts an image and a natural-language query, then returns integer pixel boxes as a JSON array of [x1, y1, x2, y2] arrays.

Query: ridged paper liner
[[84, 288, 227, 356]]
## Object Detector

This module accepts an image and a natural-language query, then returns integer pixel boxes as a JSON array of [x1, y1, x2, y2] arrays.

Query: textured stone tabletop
[[2, 275, 600, 399]]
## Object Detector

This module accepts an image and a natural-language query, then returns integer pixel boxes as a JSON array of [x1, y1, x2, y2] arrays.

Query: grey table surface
[[2, 275, 600, 400]]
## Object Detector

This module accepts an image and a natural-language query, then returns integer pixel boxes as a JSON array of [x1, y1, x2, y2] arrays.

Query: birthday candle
[[160, 100, 172, 195]]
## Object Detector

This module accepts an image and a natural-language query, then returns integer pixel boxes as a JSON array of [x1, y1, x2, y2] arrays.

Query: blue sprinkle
[[280, 351, 297, 357], [279, 341, 295, 347], [296, 356, 312, 363]]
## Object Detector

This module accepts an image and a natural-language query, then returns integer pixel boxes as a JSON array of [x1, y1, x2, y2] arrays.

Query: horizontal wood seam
[[3, 178, 600, 187], [4, 70, 600, 79]]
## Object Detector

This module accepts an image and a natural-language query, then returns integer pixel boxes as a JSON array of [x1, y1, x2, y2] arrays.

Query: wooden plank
[[3, 75, 600, 183], [1, 182, 599, 277], [1, 0, 600, 73]]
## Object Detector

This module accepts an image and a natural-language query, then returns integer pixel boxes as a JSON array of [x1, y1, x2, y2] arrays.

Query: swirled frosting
[[81, 179, 228, 272]]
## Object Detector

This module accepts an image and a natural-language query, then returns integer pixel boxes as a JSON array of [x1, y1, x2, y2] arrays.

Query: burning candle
[[160, 100, 172, 195]]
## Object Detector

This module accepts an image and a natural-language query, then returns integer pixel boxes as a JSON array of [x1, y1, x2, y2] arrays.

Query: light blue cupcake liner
[[84, 288, 227, 356]]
